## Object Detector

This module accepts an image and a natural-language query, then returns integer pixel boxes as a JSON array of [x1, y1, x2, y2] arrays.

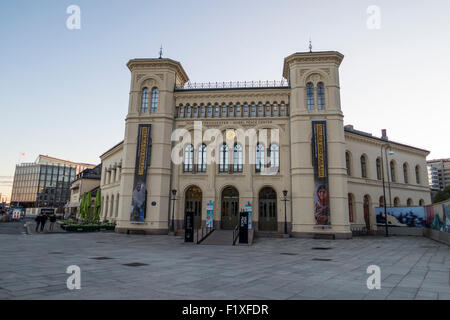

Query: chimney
[[344, 124, 354, 130], [381, 129, 388, 141]]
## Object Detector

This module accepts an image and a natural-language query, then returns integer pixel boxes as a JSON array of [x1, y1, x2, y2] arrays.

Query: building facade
[[99, 51, 431, 238], [10, 155, 95, 210], [427, 158, 450, 191], [67, 164, 102, 217]]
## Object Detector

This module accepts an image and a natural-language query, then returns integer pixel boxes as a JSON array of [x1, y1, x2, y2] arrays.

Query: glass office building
[[10, 155, 94, 209]]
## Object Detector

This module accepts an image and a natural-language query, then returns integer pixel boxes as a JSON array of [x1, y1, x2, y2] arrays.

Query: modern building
[[427, 158, 450, 191], [10, 155, 95, 210], [99, 50, 431, 238], [66, 164, 102, 218]]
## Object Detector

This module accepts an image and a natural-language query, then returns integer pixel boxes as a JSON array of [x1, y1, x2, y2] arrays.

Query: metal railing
[[176, 80, 289, 90], [196, 225, 214, 244], [232, 223, 239, 245]]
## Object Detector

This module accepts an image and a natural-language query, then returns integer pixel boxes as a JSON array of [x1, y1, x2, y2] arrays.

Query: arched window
[[219, 144, 229, 173], [228, 103, 234, 117], [390, 160, 396, 182], [273, 103, 279, 116], [379, 196, 384, 207], [403, 163, 409, 184], [269, 144, 279, 171], [193, 105, 198, 118], [186, 105, 192, 118], [280, 103, 286, 116], [251, 103, 256, 117], [200, 104, 206, 118], [179, 105, 184, 118], [150, 88, 158, 113], [183, 145, 194, 172], [256, 144, 265, 172], [394, 197, 400, 207], [265, 102, 271, 117], [214, 103, 220, 117], [348, 193, 354, 223], [415, 165, 420, 184], [419, 199, 425, 206], [233, 144, 243, 173], [306, 82, 314, 110], [207, 104, 212, 118], [257, 103, 263, 117], [376, 158, 382, 180], [197, 144, 206, 172], [243, 103, 249, 117], [345, 151, 352, 176], [221, 103, 227, 118], [141, 88, 149, 113], [317, 82, 325, 110], [236, 103, 241, 117], [407, 198, 413, 206], [361, 155, 367, 178]]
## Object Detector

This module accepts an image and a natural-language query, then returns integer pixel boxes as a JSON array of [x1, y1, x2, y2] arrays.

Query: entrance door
[[221, 186, 239, 229], [259, 187, 277, 231], [185, 186, 202, 229]]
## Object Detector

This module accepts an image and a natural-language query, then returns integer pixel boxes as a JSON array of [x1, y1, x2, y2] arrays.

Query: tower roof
[[282, 51, 344, 79]]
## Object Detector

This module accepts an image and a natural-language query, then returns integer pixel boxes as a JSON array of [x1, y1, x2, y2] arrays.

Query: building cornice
[[126, 58, 189, 85], [283, 51, 344, 79]]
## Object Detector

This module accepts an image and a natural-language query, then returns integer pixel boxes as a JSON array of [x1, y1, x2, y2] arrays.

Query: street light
[[282, 190, 289, 235], [380, 144, 394, 237], [170, 189, 177, 234]]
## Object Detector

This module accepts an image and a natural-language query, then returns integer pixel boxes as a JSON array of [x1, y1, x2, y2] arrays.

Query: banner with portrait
[[312, 121, 330, 225], [130, 124, 152, 223]]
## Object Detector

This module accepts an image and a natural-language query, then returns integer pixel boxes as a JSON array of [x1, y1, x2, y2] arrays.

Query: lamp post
[[380, 144, 394, 237], [282, 190, 289, 235], [170, 189, 177, 234]]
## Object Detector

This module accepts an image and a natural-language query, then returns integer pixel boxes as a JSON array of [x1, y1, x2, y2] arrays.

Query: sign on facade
[[206, 201, 214, 228], [312, 121, 331, 226], [130, 124, 152, 223]]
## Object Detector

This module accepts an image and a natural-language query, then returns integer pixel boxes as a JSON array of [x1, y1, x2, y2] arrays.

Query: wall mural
[[375, 207, 426, 227]]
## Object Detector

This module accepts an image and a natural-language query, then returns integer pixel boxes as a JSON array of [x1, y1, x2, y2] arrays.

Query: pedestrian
[[40, 214, 48, 232], [49, 214, 56, 232], [35, 213, 42, 233]]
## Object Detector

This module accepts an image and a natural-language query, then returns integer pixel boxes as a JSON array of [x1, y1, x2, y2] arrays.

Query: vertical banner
[[245, 201, 253, 229], [312, 121, 331, 225], [206, 201, 214, 228], [130, 124, 152, 223]]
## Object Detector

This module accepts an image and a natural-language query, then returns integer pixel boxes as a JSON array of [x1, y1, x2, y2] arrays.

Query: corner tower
[[284, 51, 351, 238], [116, 58, 189, 234]]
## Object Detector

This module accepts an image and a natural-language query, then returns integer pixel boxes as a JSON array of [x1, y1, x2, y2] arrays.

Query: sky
[[0, 0, 449, 199]]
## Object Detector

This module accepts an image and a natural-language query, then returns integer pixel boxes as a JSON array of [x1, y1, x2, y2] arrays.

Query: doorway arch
[[221, 186, 239, 229], [185, 186, 202, 229], [259, 187, 277, 231]]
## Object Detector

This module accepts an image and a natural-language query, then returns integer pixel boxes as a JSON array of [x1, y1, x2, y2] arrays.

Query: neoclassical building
[[99, 50, 431, 239]]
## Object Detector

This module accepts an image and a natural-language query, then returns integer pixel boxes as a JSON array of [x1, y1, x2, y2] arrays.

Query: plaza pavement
[[0, 225, 449, 300]]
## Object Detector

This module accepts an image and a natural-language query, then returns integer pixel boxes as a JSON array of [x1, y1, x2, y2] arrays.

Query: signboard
[[375, 206, 426, 227], [41, 208, 55, 215], [185, 209, 194, 242], [312, 121, 330, 225], [244, 201, 252, 230], [206, 201, 214, 228], [12, 209, 21, 219], [239, 211, 248, 244], [130, 124, 152, 223]]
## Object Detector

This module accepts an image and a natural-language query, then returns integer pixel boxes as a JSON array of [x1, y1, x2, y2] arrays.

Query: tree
[[94, 189, 101, 222], [433, 185, 450, 203]]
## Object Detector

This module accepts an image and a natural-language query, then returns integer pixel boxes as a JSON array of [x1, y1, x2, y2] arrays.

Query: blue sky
[[1, 0, 449, 198]]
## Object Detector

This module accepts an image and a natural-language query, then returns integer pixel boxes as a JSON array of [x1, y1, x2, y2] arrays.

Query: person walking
[[49, 214, 56, 232], [40, 214, 48, 232], [35, 213, 42, 233]]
